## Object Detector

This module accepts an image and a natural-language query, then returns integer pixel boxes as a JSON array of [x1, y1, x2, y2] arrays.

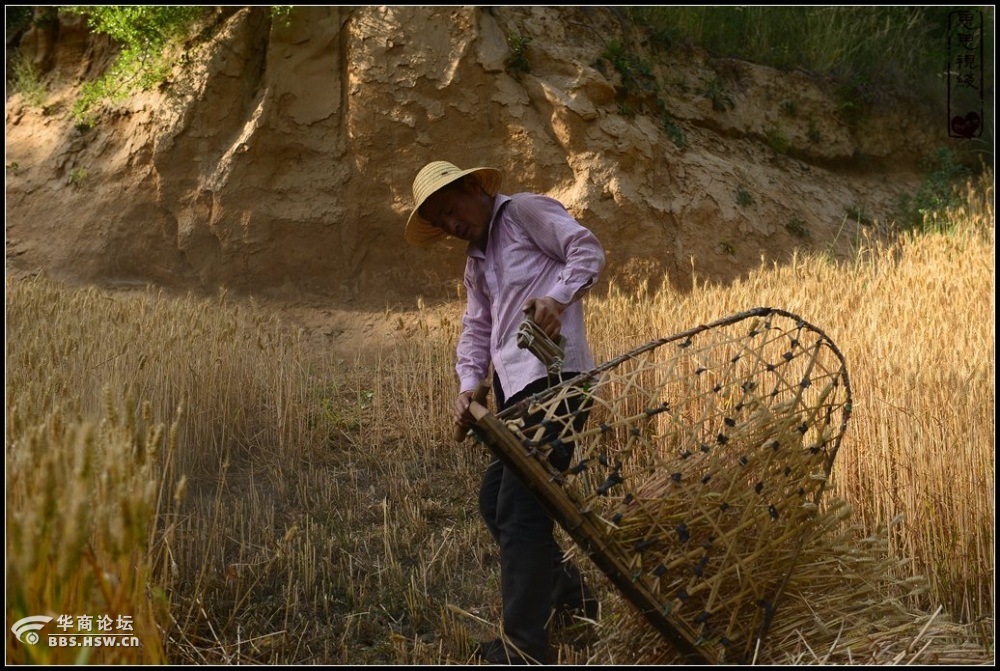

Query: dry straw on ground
[[5, 174, 994, 665]]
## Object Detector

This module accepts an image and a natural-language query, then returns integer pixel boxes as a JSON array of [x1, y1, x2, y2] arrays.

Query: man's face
[[418, 177, 493, 248]]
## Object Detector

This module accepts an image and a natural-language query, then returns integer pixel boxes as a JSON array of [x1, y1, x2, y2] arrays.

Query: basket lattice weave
[[471, 307, 853, 664]]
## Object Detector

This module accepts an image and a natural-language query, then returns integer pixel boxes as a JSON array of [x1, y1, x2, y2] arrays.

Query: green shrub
[[785, 217, 810, 238], [766, 127, 791, 155], [807, 119, 822, 144], [62, 6, 209, 125], [10, 51, 47, 108], [629, 6, 986, 136], [704, 77, 735, 112], [602, 38, 656, 98], [507, 33, 531, 74], [896, 147, 973, 233]]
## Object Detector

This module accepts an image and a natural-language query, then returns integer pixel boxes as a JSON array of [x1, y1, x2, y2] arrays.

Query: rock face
[[5, 7, 951, 306]]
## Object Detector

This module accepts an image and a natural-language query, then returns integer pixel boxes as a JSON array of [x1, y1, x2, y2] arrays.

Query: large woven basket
[[469, 307, 853, 664]]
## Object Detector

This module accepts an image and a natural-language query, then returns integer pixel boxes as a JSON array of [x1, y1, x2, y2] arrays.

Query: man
[[405, 160, 605, 664]]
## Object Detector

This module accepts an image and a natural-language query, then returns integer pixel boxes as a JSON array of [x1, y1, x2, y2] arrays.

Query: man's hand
[[522, 296, 567, 341], [454, 381, 491, 442], [455, 389, 476, 430]]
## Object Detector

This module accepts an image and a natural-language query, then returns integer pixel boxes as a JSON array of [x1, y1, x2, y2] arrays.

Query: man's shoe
[[554, 590, 599, 626]]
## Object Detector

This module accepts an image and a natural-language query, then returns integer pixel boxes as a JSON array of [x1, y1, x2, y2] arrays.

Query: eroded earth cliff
[[6, 7, 955, 310]]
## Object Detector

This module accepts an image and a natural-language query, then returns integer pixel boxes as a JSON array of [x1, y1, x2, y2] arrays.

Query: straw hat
[[405, 161, 503, 246]]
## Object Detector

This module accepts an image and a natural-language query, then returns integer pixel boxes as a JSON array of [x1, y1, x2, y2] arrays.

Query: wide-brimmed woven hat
[[405, 160, 503, 246]]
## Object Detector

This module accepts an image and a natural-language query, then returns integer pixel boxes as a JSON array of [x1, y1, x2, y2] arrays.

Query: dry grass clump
[[591, 499, 993, 665], [4, 174, 993, 665]]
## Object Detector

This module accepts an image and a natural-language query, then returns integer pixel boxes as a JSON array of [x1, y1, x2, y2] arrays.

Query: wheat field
[[5, 175, 994, 665]]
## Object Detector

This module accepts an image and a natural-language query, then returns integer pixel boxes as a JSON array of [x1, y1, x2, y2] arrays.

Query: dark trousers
[[478, 374, 591, 663]]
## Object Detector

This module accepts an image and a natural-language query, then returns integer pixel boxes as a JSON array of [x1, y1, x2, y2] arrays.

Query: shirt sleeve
[[455, 258, 493, 394], [509, 195, 605, 305]]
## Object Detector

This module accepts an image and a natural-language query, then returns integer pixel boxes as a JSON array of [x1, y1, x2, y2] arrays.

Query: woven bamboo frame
[[468, 307, 853, 664]]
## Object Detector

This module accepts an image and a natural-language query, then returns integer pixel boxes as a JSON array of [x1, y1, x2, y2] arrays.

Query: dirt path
[[258, 294, 466, 363]]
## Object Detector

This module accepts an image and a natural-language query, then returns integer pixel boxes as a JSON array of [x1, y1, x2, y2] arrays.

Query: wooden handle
[[454, 379, 490, 442], [469, 399, 490, 421]]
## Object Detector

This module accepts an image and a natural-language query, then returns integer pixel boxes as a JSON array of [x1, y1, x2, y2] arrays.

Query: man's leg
[[478, 457, 503, 545], [534, 382, 599, 623], [476, 374, 597, 664], [494, 463, 558, 663]]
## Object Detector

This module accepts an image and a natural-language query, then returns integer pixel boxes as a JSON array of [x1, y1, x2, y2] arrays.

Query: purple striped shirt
[[457, 193, 605, 399]]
